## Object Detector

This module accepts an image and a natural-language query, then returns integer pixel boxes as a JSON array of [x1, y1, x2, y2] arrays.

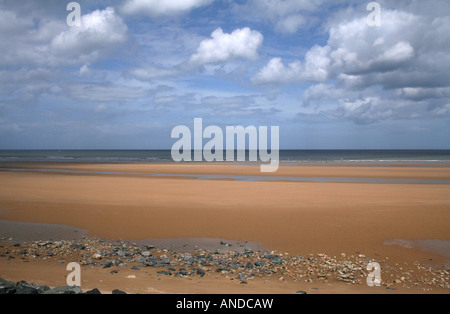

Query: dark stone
[[296, 291, 307, 294], [271, 257, 283, 265], [238, 273, 246, 281], [0, 278, 16, 294], [102, 261, 113, 269], [71, 244, 86, 250], [255, 260, 266, 267], [245, 262, 254, 269], [15, 281, 50, 294], [159, 258, 171, 265], [131, 266, 140, 271], [196, 268, 206, 277], [14, 287, 39, 294], [229, 262, 239, 269], [157, 271, 172, 276], [43, 286, 83, 294], [175, 271, 188, 277], [85, 288, 102, 294], [112, 289, 127, 295], [134, 256, 147, 263]]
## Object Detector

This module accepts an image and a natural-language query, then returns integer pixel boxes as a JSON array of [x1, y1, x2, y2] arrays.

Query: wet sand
[[0, 162, 449, 293]]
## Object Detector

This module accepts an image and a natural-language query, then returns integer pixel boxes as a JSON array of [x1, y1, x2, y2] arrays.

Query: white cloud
[[253, 45, 330, 84], [189, 28, 263, 66], [0, 6, 128, 68], [253, 4, 450, 124], [121, 0, 214, 17], [51, 7, 128, 63], [376, 41, 414, 64]]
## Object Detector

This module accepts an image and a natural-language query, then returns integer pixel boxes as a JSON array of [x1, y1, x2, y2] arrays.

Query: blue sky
[[0, 0, 449, 149]]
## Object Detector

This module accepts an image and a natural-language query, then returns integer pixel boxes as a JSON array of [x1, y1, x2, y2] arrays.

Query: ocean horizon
[[0, 149, 449, 163]]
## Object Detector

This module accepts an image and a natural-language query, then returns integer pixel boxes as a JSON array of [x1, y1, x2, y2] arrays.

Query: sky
[[0, 0, 449, 149]]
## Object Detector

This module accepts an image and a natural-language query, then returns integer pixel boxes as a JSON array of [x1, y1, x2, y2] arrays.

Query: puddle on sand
[[0, 220, 88, 242], [0, 220, 265, 254], [384, 239, 450, 258]]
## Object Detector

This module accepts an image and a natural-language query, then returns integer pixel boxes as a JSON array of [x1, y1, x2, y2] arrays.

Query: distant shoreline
[[0, 149, 449, 164]]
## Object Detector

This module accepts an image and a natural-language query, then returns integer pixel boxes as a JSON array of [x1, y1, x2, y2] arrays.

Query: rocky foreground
[[1, 237, 449, 294], [0, 277, 124, 294]]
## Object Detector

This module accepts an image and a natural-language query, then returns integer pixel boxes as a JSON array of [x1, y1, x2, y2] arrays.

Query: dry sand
[[0, 162, 449, 294]]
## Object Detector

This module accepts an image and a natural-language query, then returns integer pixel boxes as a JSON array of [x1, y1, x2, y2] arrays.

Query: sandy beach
[[0, 162, 449, 294]]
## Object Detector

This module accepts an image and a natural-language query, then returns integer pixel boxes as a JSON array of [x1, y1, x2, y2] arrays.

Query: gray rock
[[134, 256, 147, 263], [238, 273, 246, 280], [196, 268, 206, 277], [255, 260, 266, 267], [116, 250, 126, 257], [175, 271, 188, 277], [112, 289, 127, 294], [271, 257, 283, 265], [244, 248, 254, 254], [0, 278, 16, 294], [159, 258, 171, 265], [15, 281, 50, 294], [157, 271, 172, 276], [43, 286, 83, 294], [229, 262, 239, 269], [14, 286, 39, 294], [85, 288, 102, 294], [71, 244, 86, 250]]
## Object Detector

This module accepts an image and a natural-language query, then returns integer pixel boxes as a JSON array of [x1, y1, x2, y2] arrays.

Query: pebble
[[1, 238, 448, 292], [197, 268, 206, 277]]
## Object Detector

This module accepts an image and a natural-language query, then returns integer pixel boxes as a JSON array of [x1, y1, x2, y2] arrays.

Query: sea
[[0, 150, 449, 164]]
